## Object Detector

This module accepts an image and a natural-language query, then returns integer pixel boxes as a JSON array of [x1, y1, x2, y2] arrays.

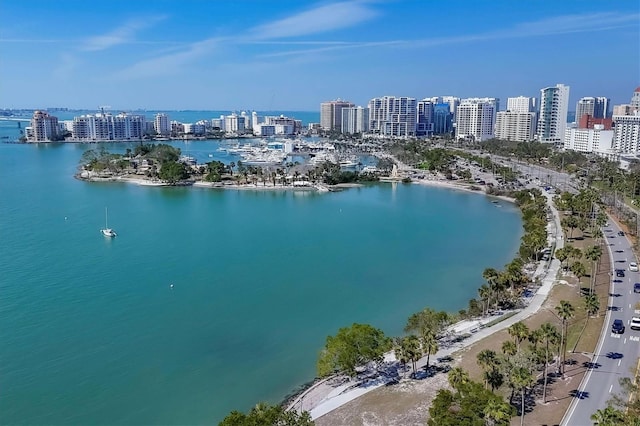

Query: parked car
[[616, 269, 626, 278], [618, 231, 625, 236], [631, 317, 640, 331], [612, 319, 625, 334], [630, 262, 639, 272], [635, 283, 640, 293]]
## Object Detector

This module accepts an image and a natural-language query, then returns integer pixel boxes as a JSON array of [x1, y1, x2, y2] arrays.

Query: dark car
[[616, 269, 626, 278], [618, 231, 625, 236], [612, 319, 625, 334], [634, 283, 640, 293]]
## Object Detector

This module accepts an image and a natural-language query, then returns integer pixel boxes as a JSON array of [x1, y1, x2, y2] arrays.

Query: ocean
[[0, 125, 523, 424]]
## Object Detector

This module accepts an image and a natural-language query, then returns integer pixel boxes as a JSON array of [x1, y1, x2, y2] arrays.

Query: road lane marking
[[624, 338, 627, 344], [610, 385, 613, 393], [619, 359, 622, 366], [630, 336, 640, 341]]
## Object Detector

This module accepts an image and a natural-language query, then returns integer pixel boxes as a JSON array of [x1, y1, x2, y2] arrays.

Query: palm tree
[[477, 349, 497, 389], [570, 261, 587, 294], [556, 300, 575, 375], [508, 322, 530, 352], [585, 294, 600, 318], [555, 247, 569, 270], [479, 284, 491, 317], [540, 322, 560, 403], [590, 405, 624, 425], [400, 335, 421, 376], [483, 398, 512, 426], [584, 245, 603, 295], [511, 366, 534, 426], [502, 340, 517, 357], [562, 215, 579, 240], [422, 333, 438, 369], [447, 367, 469, 395]]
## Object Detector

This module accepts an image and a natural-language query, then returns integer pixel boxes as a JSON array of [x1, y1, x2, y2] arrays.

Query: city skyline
[[1, 0, 638, 111]]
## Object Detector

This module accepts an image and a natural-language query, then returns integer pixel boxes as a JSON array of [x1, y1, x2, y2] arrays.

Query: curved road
[[561, 219, 640, 425]]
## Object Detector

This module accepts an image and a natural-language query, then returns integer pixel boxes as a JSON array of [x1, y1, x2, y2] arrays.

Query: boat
[[100, 207, 117, 237]]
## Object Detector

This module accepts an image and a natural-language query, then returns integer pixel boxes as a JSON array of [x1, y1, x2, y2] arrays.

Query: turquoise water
[[0, 140, 522, 424]]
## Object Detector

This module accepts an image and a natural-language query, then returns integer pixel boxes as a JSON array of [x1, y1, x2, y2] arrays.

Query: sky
[[1, 0, 639, 111]]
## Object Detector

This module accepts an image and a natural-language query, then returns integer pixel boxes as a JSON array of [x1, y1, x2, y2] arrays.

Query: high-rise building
[[224, 114, 245, 133], [416, 99, 434, 136], [27, 110, 59, 142], [154, 113, 170, 135], [613, 105, 635, 116], [631, 87, 640, 109], [495, 111, 536, 142], [433, 103, 453, 135], [71, 112, 145, 141], [455, 98, 498, 142], [613, 114, 640, 154], [575, 97, 610, 123], [341, 106, 369, 134], [537, 84, 570, 143], [441, 96, 460, 121], [368, 96, 417, 137], [320, 99, 354, 132], [507, 96, 536, 113]]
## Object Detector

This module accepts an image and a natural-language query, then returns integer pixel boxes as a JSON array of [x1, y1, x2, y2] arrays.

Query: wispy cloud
[[255, 11, 640, 58], [81, 15, 167, 51], [113, 37, 222, 80], [250, 1, 378, 39]]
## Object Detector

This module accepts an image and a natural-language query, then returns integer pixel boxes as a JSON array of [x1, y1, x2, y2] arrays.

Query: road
[[561, 220, 640, 425]]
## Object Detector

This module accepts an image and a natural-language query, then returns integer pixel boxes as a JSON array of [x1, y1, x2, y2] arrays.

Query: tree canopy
[[219, 403, 313, 426], [317, 323, 392, 377]]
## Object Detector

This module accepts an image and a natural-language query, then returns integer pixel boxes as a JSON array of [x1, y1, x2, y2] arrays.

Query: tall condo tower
[[368, 96, 417, 137], [537, 84, 570, 143], [320, 99, 355, 132], [455, 98, 498, 142]]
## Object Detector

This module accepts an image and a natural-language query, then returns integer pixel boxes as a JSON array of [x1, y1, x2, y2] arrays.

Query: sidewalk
[[288, 187, 565, 420]]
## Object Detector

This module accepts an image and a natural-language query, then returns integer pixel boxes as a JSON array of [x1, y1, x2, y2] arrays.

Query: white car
[[631, 317, 640, 331], [630, 262, 639, 272]]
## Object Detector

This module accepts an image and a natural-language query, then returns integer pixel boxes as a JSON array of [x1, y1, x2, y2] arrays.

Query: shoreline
[[77, 174, 516, 204], [285, 186, 557, 420]]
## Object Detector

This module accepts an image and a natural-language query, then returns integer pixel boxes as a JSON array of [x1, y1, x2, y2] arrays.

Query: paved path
[[287, 187, 565, 420]]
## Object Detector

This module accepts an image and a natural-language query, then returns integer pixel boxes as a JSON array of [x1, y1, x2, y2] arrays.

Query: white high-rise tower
[[537, 84, 570, 143]]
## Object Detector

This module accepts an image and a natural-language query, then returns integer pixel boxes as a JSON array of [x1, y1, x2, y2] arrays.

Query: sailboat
[[100, 207, 117, 237]]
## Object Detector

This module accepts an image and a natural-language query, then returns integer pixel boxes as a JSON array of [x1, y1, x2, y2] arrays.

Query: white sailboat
[[101, 207, 117, 237]]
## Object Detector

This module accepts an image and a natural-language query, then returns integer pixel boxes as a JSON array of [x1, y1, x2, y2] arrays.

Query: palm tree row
[[474, 320, 563, 425]]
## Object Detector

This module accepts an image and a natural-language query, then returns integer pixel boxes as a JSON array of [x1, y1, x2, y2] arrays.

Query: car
[[635, 283, 640, 293], [612, 319, 625, 334], [616, 269, 626, 278], [630, 262, 639, 272], [631, 317, 640, 331], [618, 231, 625, 236]]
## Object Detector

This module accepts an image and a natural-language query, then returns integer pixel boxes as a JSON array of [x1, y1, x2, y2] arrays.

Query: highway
[[561, 220, 640, 425]]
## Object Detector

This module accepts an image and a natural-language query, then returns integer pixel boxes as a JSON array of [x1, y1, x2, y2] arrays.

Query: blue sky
[[1, 0, 638, 111]]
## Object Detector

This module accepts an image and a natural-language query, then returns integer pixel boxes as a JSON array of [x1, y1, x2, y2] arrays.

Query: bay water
[[0, 133, 522, 424]]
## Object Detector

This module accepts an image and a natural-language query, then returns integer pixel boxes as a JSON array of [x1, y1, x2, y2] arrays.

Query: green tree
[[507, 322, 530, 352], [448, 367, 470, 395], [590, 406, 624, 426], [501, 340, 517, 357], [422, 332, 439, 369], [476, 349, 498, 389], [584, 245, 603, 295], [219, 402, 314, 426], [159, 160, 190, 184], [395, 335, 421, 377], [540, 322, 560, 403], [570, 261, 587, 293], [483, 398, 513, 426], [556, 300, 575, 375], [317, 323, 392, 377], [511, 367, 534, 426]]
